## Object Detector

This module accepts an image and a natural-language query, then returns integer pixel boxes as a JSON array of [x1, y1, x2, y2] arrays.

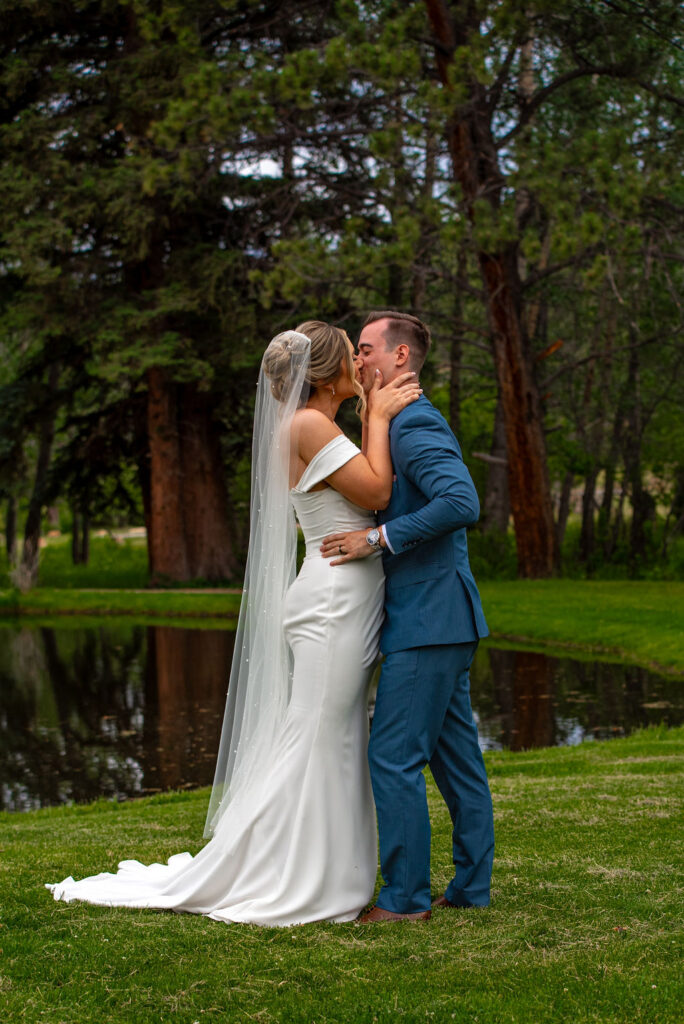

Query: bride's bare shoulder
[[292, 408, 343, 458]]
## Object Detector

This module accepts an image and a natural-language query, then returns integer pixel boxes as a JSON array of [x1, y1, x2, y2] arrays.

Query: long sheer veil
[[204, 330, 311, 837]]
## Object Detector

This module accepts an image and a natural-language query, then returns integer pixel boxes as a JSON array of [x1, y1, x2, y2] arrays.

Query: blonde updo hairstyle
[[263, 320, 364, 412]]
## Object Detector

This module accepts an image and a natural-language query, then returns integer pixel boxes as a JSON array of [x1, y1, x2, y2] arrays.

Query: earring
[[331, 384, 336, 397]]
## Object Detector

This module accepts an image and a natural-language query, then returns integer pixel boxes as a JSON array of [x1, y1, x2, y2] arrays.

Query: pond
[[1, 622, 681, 812]]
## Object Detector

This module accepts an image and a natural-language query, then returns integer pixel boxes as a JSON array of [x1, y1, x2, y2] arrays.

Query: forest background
[[1, 0, 683, 589]]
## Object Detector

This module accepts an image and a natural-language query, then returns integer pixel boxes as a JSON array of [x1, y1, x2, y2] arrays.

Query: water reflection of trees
[[1, 625, 147, 810], [1, 626, 680, 809], [145, 627, 231, 793], [0, 625, 233, 811], [470, 646, 681, 751]]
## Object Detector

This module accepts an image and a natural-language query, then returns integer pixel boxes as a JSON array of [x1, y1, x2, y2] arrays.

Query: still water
[[1, 622, 681, 812]]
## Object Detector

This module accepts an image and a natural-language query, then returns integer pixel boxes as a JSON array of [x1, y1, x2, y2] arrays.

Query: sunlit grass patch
[[480, 580, 684, 673]]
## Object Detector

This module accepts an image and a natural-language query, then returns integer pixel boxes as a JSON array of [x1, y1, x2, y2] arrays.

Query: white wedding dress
[[47, 436, 384, 926]]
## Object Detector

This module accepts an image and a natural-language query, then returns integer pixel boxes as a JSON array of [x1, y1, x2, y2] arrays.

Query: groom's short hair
[[364, 310, 431, 371]]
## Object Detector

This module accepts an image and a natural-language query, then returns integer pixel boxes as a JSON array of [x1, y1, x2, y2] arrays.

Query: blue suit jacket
[[378, 395, 488, 654]]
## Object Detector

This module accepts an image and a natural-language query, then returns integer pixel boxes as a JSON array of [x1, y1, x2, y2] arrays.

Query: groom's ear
[[394, 343, 411, 368]]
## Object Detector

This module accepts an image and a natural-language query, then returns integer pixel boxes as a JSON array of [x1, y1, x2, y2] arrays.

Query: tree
[[421, 0, 683, 576]]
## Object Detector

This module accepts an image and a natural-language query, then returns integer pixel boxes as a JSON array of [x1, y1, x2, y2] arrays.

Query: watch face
[[367, 529, 380, 547]]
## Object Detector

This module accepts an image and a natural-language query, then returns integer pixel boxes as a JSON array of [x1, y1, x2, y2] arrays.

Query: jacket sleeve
[[383, 408, 480, 555]]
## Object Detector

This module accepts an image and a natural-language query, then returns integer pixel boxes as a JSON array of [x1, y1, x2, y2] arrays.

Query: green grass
[[0, 587, 242, 620], [0, 536, 239, 590], [479, 580, 684, 674], [0, 537, 150, 590], [1, 579, 681, 676], [2, 727, 682, 1023]]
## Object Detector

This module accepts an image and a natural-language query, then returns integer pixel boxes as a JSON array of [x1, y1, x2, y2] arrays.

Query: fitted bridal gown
[[47, 436, 384, 926]]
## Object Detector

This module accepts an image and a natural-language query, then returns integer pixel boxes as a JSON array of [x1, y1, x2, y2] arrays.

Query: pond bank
[[4, 621, 678, 811], [2, 580, 682, 674], [479, 580, 684, 675]]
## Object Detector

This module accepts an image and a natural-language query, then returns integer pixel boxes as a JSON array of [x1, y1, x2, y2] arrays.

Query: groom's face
[[356, 320, 398, 392]]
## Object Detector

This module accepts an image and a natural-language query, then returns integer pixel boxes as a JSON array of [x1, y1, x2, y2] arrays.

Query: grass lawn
[[0, 587, 242, 620], [1, 579, 682, 675], [1, 726, 682, 1023], [478, 580, 684, 674]]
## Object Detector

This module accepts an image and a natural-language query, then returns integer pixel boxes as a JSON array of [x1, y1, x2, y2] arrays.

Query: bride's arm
[[297, 373, 421, 510]]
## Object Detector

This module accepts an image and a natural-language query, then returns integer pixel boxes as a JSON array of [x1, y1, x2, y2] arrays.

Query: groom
[[321, 310, 494, 922]]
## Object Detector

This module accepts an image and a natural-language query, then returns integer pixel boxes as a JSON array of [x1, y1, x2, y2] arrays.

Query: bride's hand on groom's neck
[[368, 372, 421, 423]]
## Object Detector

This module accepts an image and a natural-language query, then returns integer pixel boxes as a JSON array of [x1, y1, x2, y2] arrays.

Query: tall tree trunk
[[600, 388, 626, 559], [179, 386, 237, 581], [5, 495, 17, 565], [579, 468, 598, 567], [147, 367, 190, 582], [71, 509, 81, 565], [449, 326, 461, 435], [662, 467, 684, 559], [622, 336, 647, 572], [133, 398, 152, 573], [80, 511, 90, 565], [448, 244, 467, 435], [411, 133, 437, 314], [425, 0, 558, 577], [556, 470, 574, 550], [481, 248, 557, 575], [146, 370, 236, 583], [610, 476, 628, 556], [21, 365, 60, 588], [483, 392, 510, 533]]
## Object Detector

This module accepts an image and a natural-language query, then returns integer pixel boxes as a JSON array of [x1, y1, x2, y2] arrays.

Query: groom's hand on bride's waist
[[320, 529, 385, 566]]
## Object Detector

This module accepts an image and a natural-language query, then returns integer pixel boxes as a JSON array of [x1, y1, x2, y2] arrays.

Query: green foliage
[[0, 0, 682, 580]]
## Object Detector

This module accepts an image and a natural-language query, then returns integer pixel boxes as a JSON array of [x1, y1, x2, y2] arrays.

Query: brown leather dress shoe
[[356, 905, 431, 924], [432, 894, 457, 908]]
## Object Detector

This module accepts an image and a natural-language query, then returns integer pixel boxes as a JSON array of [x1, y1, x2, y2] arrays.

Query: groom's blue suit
[[373, 394, 494, 914]]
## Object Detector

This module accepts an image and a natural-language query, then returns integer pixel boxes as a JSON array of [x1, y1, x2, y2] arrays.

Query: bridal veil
[[204, 330, 311, 837]]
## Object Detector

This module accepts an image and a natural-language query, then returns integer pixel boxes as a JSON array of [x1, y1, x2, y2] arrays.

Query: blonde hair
[[263, 320, 364, 412]]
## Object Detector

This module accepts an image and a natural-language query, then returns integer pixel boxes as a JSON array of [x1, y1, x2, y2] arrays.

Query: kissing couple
[[47, 311, 494, 926]]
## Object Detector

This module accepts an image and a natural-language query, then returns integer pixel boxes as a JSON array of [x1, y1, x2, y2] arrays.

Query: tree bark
[[622, 336, 649, 572], [449, 309, 462, 435], [448, 244, 467, 435], [480, 247, 558, 575], [600, 383, 626, 559], [21, 365, 60, 588], [80, 511, 90, 565], [579, 468, 598, 566], [483, 392, 510, 533], [179, 386, 237, 581], [556, 470, 574, 550], [147, 367, 190, 582], [146, 369, 236, 583], [71, 510, 81, 565], [424, 0, 558, 577], [5, 496, 17, 565]]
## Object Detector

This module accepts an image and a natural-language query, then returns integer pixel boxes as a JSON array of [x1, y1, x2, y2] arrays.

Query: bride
[[47, 321, 420, 926]]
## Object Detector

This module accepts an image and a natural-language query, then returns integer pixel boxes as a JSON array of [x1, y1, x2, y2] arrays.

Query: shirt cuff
[[380, 524, 395, 554]]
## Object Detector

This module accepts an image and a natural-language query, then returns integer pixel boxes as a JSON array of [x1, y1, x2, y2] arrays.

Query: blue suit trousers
[[369, 642, 494, 914]]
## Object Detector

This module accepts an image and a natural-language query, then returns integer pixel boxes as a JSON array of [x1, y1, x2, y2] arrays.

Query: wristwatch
[[366, 528, 382, 551]]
